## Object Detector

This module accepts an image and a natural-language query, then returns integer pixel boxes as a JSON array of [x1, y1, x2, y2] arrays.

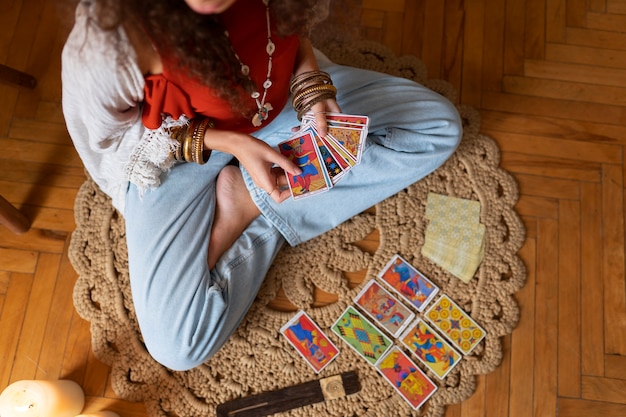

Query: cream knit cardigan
[[62, 1, 184, 214]]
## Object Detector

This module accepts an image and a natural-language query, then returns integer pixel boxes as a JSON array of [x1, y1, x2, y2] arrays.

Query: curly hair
[[93, 0, 326, 117]]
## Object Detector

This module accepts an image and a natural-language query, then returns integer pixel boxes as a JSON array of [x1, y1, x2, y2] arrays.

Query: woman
[[62, 0, 462, 371]]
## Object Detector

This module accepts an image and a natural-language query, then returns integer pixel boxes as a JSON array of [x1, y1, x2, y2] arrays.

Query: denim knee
[[142, 323, 215, 371]]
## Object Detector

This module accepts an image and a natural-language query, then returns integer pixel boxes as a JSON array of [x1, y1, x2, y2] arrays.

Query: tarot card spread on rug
[[353, 280, 415, 338], [331, 306, 393, 366], [378, 254, 439, 312], [281, 311, 340, 373], [424, 294, 486, 355], [400, 318, 462, 380], [376, 347, 438, 410]]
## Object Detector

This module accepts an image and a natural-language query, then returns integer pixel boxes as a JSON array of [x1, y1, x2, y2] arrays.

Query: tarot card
[[353, 280, 415, 338], [378, 255, 439, 312], [324, 112, 370, 129], [301, 112, 369, 128], [400, 318, 462, 380], [280, 311, 340, 373], [424, 294, 487, 355], [376, 347, 438, 410], [302, 126, 348, 184], [326, 113, 368, 155], [278, 132, 331, 199], [421, 224, 486, 284], [320, 134, 357, 169], [300, 112, 369, 164], [326, 125, 364, 163], [331, 306, 393, 366], [421, 193, 486, 283], [425, 192, 481, 225]]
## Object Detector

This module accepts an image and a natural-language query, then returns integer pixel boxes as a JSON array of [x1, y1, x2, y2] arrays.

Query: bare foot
[[208, 165, 261, 269]]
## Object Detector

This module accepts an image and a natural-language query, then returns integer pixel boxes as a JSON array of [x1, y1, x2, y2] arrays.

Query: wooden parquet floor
[[1, 0, 625, 416]]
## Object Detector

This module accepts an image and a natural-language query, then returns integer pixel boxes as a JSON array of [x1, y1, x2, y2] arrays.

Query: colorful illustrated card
[[378, 255, 439, 312], [304, 127, 348, 184], [327, 126, 364, 163], [400, 318, 462, 380], [331, 306, 393, 366], [301, 112, 370, 130], [353, 280, 415, 338], [324, 113, 370, 127], [424, 294, 486, 355], [301, 112, 369, 164], [376, 347, 438, 410], [280, 311, 340, 373], [320, 134, 356, 169], [278, 132, 331, 199]]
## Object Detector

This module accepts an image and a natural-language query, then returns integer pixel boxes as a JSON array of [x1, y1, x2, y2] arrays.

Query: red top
[[142, 0, 300, 133]]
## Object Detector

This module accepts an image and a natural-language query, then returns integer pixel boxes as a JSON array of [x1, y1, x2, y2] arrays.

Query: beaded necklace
[[225, 0, 275, 127]]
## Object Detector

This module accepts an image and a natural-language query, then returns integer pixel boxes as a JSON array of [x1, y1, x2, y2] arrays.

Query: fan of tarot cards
[[277, 112, 370, 200]]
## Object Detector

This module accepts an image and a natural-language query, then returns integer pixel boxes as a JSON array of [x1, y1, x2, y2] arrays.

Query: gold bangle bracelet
[[295, 94, 336, 113], [296, 92, 337, 120], [292, 79, 335, 99], [192, 136, 203, 164], [296, 90, 336, 109], [290, 71, 332, 94], [182, 127, 194, 163], [189, 119, 202, 163], [293, 83, 337, 98], [291, 70, 330, 85], [293, 84, 337, 120], [170, 125, 188, 162], [291, 77, 332, 96], [191, 118, 212, 164], [170, 118, 214, 164], [292, 84, 337, 106]]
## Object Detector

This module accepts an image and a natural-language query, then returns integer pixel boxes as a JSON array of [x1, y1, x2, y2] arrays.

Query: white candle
[[75, 413, 120, 417], [0, 380, 85, 417]]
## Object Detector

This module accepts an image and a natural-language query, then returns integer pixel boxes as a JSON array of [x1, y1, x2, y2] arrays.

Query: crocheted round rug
[[69, 41, 526, 417]]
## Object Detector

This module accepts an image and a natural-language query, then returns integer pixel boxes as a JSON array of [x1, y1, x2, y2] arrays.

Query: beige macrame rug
[[69, 40, 526, 417]]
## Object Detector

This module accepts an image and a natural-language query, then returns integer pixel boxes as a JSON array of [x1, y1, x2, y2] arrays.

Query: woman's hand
[[307, 98, 342, 138], [209, 130, 301, 203], [291, 98, 342, 137], [236, 137, 299, 203]]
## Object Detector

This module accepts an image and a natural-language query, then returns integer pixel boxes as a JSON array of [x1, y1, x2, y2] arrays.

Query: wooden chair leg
[[0, 195, 31, 234], [0, 64, 37, 89]]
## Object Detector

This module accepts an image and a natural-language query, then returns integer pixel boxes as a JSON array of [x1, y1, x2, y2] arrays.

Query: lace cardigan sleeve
[[62, 2, 144, 154], [61, 1, 181, 210]]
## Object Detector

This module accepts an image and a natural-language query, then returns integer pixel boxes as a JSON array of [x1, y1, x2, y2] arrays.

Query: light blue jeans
[[124, 53, 462, 371]]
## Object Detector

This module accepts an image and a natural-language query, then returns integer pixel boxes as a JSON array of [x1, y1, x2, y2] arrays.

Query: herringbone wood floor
[[1, 0, 626, 416]]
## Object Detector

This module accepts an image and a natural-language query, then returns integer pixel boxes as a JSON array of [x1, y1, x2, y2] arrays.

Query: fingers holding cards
[[277, 112, 370, 200], [307, 99, 342, 137]]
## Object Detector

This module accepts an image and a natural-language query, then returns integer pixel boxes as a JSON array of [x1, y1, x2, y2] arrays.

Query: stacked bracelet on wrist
[[171, 117, 213, 164], [290, 70, 337, 120]]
